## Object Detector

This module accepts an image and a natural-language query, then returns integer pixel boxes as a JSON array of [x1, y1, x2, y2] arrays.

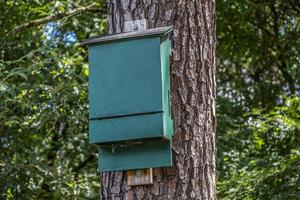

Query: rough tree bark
[[101, 0, 216, 199]]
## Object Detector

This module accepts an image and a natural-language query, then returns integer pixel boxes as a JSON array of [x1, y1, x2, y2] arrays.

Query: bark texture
[[101, 0, 216, 199]]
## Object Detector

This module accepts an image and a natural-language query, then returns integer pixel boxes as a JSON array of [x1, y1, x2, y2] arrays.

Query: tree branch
[[11, 3, 105, 34]]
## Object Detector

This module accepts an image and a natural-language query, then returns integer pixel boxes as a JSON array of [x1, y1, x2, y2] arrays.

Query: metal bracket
[[124, 19, 148, 32]]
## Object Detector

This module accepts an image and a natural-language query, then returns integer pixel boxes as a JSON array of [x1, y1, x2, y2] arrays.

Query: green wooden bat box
[[82, 26, 174, 171]]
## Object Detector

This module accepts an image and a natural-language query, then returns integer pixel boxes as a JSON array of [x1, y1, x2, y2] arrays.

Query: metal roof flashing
[[80, 26, 173, 46]]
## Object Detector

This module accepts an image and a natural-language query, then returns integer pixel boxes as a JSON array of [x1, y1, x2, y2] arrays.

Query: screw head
[[133, 24, 139, 31]]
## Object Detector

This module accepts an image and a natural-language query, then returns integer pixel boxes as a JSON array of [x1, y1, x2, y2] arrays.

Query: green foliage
[[0, 0, 107, 199], [1, 0, 299, 199], [218, 97, 300, 199], [217, 0, 300, 199]]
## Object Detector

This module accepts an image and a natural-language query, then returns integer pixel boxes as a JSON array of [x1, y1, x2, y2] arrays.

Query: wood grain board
[[127, 168, 153, 186]]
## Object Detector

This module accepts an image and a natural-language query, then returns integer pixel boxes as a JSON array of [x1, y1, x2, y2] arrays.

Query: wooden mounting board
[[127, 168, 153, 186]]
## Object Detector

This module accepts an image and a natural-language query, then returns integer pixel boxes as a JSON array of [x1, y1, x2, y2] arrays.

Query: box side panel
[[89, 113, 165, 143], [160, 36, 174, 138], [98, 139, 172, 171], [88, 37, 163, 119]]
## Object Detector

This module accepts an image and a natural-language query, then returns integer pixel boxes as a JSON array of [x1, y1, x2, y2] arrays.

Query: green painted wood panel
[[89, 37, 162, 119], [98, 139, 172, 172], [89, 113, 166, 144], [160, 35, 174, 139], [88, 33, 174, 144], [86, 28, 174, 171]]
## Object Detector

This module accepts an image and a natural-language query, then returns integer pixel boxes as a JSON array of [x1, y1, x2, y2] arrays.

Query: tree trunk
[[101, 0, 216, 199]]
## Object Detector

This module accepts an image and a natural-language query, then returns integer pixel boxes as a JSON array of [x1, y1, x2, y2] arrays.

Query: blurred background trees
[[0, 0, 299, 199], [0, 1, 107, 198], [217, 1, 300, 199]]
